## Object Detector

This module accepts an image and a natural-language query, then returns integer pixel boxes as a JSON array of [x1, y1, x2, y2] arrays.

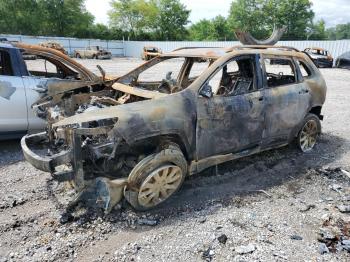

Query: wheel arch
[[309, 106, 323, 120], [127, 133, 193, 162]]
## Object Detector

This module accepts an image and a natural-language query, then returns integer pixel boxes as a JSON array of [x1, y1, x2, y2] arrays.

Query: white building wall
[[2, 34, 350, 60], [0, 34, 125, 56], [125, 40, 350, 60]]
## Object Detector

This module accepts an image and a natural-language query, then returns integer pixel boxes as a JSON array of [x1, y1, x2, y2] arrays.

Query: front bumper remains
[[21, 132, 72, 174], [21, 130, 128, 212]]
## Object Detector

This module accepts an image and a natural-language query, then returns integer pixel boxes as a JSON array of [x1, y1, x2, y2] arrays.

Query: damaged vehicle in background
[[22, 45, 327, 212], [141, 46, 162, 60], [0, 42, 114, 139], [336, 51, 350, 69], [304, 47, 333, 68], [74, 46, 112, 60]]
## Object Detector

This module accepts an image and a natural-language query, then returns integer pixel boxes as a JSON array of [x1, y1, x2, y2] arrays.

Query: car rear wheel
[[75, 53, 81, 58], [124, 145, 187, 211], [296, 114, 321, 152]]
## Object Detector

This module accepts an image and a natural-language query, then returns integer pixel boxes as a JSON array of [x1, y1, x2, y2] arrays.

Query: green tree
[[326, 23, 350, 40], [39, 0, 94, 37], [228, 0, 267, 39], [0, 0, 95, 38], [0, 0, 43, 35], [153, 0, 190, 40], [228, 0, 315, 40], [109, 0, 190, 40], [309, 19, 327, 40], [189, 15, 233, 41], [109, 0, 158, 39], [189, 19, 216, 40]]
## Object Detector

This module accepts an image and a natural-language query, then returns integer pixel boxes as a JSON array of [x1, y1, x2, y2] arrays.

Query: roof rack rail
[[172, 46, 224, 52], [228, 45, 300, 52]]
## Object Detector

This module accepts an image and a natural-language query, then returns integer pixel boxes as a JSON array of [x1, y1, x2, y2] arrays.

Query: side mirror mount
[[165, 71, 172, 80], [97, 65, 106, 82], [200, 83, 213, 98]]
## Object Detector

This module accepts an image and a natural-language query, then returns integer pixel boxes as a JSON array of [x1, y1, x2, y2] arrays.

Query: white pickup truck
[[0, 42, 109, 139]]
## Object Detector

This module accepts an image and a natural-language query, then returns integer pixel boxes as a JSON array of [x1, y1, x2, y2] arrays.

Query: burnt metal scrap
[[235, 26, 287, 46], [22, 41, 327, 213]]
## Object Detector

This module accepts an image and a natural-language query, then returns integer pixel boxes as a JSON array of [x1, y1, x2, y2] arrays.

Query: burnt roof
[[162, 45, 302, 59]]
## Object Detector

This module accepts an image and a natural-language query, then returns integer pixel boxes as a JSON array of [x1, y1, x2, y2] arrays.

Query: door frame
[[195, 53, 266, 160]]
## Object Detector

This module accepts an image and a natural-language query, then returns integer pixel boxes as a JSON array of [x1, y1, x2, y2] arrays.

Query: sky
[[85, 0, 350, 28]]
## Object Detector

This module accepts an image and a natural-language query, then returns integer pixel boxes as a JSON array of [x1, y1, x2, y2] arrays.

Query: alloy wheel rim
[[138, 165, 182, 207], [300, 120, 318, 152]]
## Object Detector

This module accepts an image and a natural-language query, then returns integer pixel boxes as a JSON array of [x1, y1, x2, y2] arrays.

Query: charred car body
[[304, 47, 333, 68], [0, 42, 114, 139], [22, 45, 327, 212]]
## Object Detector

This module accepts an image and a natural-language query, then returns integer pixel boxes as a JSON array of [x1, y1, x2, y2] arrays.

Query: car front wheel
[[296, 113, 321, 152], [124, 145, 187, 211]]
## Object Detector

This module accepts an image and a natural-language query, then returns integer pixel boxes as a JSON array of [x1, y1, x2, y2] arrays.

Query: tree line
[[0, 0, 349, 41]]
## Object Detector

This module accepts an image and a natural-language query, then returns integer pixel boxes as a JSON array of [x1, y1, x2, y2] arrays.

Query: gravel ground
[[0, 58, 350, 262]]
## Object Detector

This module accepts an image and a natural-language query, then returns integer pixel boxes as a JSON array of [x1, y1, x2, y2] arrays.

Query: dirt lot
[[1, 58, 350, 261]]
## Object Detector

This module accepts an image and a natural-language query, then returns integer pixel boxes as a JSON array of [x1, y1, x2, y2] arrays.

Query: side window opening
[[298, 60, 312, 78], [0, 50, 14, 76], [136, 57, 186, 95], [25, 57, 57, 77], [206, 57, 256, 97], [23, 52, 79, 80], [138, 57, 185, 83], [263, 58, 296, 88], [188, 58, 210, 79], [181, 58, 211, 89]]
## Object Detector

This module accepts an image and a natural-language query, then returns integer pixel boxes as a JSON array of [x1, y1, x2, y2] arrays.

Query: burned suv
[[22, 46, 327, 212]]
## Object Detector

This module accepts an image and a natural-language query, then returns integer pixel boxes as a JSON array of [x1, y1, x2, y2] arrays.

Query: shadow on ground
[[0, 139, 23, 166], [58, 132, 348, 226]]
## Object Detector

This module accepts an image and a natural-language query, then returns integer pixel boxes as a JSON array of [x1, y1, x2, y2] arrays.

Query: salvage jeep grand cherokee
[[21, 46, 327, 212]]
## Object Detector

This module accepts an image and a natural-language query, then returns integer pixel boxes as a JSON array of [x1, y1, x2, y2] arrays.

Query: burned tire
[[124, 145, 187, 211], [296, 113, 321, 152]]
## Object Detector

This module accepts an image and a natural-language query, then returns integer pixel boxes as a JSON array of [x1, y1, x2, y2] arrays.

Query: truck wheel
[[75, 53, 81, 58], [296, 113, 321, 152], [124, 145, 187, 211]]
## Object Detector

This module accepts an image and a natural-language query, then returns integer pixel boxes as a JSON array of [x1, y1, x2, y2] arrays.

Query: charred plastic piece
[[235, 26, 287, 46]]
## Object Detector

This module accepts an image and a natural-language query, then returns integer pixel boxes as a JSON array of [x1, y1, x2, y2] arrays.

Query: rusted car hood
[[52, 90, 197, 146], [53, 97, 167, 128]]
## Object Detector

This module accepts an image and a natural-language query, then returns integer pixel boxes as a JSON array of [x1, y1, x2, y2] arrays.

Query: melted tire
[[124, 145, 187, 211]]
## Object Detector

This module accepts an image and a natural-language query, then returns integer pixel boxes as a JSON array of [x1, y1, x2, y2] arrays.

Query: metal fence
[[125, 40, 350, 60], [2, 34, 350, 61], [0, 34, 125, 56]]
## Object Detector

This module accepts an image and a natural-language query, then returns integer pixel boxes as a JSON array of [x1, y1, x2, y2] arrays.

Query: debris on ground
[[235, 243, 256, 254]]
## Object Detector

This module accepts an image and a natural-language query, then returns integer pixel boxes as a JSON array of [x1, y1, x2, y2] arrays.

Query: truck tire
[[75, 53, 81, 58], [124, 145, 187, 211]]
